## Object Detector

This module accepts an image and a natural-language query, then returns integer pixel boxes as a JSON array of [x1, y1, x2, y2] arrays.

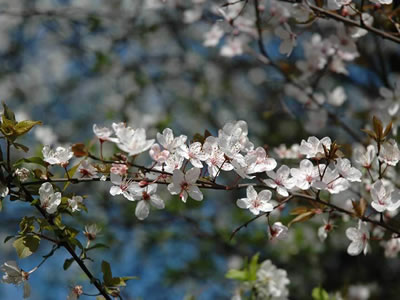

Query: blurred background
[[1, 0, 400, 299]]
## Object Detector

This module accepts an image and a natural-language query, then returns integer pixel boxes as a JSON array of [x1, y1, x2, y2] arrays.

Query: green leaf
[[312, 287, 330, 300], [101, 261, 136, 287], [2, 102, 16, 123], [248, 253, 260, 281], [14, 157, 46, 167], [225, 269, 247, 281], [102, 260, 114, 285], [19, 217, 36, 234], [63, 162, 82, 191], [14, 120, 42, 136], [63, 258, 74, 270], [13, 235, 40, 259], [86, 243, 109, 252], [13, 142, 29, 152]]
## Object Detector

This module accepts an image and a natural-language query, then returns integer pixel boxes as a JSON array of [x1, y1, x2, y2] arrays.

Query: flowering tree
[[1, 0, 400, 299]]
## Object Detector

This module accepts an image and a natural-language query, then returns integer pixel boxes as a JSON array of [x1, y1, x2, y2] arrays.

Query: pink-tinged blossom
[[0, 182, 9, 198], [318, 220, 333, 242], [313, 165, 350, 194], [335, 158, 362, 182], [370, 180, 400, 212], [346, 221, 369, 256], [270, 222, 288, 240], [218, 120, 254, 158], [203, 24, 224, 47], [110, 163, 129, 176], [77, 160, 98, 178], [92, 124, 118, 143], [1, 261, 31, 298], [14, 168, 30, 182], [264, 165, 295, 197], [236, 186, 273, 215], [354, 145, 376, 169], [113, 123, 154, 156], [220, 38, 244, 57], [381, 234, 400, 258], [42, 145, 73, 166], [168, 168, 203, 202], [246, 147, 277, 173], [162, 153, 184, 173], [130, 184, 165, 220], [299, 136, 331, 158], [290, 159, 319, 190], [109, 173, 138, 201], [149, 144, 170, 164], [203, 136, 233, 177], [68, 196, 83, 212], [274, 144, 301, 159], [275, 23, 297, 56], [67, 285, 83, 300], [177, 142, 208, 168], [378, 139, 400, 166], [39, 182, 61, 214], [156, 128, 187, 153]]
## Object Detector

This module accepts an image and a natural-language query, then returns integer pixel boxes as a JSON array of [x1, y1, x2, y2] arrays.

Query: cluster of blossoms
[[231, 258, 290, 300], [3, 113, 400, 298], [32, 119, 400, 258]]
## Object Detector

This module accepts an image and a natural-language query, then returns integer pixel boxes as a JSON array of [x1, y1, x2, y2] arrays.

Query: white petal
[[258, 190, 272, 202], [346, 227, 362, 241], [150, 195, 165, 209], [110, 186, 122, 196], [188, 185, 203, 201], [347, 241, 363, 256], [135, 201, 150, 220], [246, 186, 257, 200], [185, 167, 201, 184], [237, 198, 250, 209]]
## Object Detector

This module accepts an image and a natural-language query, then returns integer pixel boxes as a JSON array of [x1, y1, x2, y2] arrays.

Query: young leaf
[[13, 235, 40, 259], [14, 120, 42, 136], [312, 287, 330, 300]]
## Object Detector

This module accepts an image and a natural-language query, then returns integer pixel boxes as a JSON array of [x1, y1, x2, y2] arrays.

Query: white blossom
[[379, 139, 400, 166], [92, 124, 118, 143], [177, 142, 208, 168], [203, 136, 233, 177], [264, 165, 295, 197], [203, 24, 224, 47], [346, 221, 369, 256], [130, 184, 165, 220], [113, 123, 154, 156], [335, 158, 362, 182], [299, 136, 331, 158], [370, 180, 400, 212], [313, 165, 350, 194], [354, 145, 376, 169], [270, 222, 288, 240], [39, 182, 61, 214], [149, 144, 170, 164], [168, 168, 203, 202], [255, 260, 290, 299], [14, 168, 30, 182], [156, 128, 187, 153], [77, 160, 98, 178], [68, 196, 83, 212], [1, 261, 31, 298], [290, 159, 319, 190], [42, 145, 73, 166], [275, 23, 297, 57], [109, 173, 138, 201], [236, 186, 273, 215]]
